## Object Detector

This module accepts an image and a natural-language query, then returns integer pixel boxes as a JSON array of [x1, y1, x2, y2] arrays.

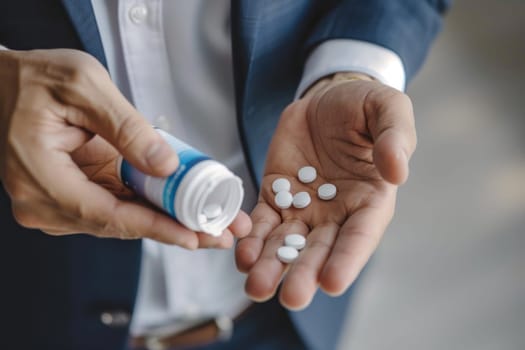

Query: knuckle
[[11, 205, 40, 229], [91, 208, 121, 237], [98, 202, 138, 239], [66, 51, 106, 81], [50, 51, 109, 100], [115, 117, 150, 153], [365, 85, 407, 113]]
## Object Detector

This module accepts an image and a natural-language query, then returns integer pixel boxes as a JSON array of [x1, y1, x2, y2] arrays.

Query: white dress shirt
[[2, 0, 407, 337]]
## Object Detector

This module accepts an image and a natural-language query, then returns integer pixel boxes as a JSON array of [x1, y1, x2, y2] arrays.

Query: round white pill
[[292, 191, 311, 209], [298, 166, 317, 183], [198, 213, 208, 225], [277, 246, 299, 263], [284, 234, 306, 250], [274, 191, 293, 209], [318, 183, 337, 200], [272, 178, 291, 194], [203, 203, 222, 220]]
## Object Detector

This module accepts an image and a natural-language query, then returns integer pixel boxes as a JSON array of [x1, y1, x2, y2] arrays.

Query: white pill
[[198, 213, 208, 225], [298, 166, 317, 183], [277, 246, 299, 263], [284, 234, 306, 250], [292, 191, 311, 209], [272, 178, 291, 193], [318, 183, 337, 200], [274, 191, 293, 209], [203, 203, 222, 220]]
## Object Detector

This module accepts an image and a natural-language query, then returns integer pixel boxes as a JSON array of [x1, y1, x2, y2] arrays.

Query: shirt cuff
[[296, 39, 406, 98]]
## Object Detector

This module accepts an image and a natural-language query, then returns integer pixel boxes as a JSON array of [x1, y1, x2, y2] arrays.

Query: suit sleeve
[[304, 0, 451, 82]]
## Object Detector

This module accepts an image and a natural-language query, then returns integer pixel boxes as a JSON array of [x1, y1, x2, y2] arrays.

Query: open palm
[[236, 79, 416, 309]]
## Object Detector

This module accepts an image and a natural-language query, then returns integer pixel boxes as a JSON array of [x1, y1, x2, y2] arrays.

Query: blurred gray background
[[339, 1, 525, 349]]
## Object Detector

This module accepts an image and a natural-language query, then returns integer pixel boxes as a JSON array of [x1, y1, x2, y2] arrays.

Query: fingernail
[[397, 149, 410, 184], [146, 142, 178, 173]]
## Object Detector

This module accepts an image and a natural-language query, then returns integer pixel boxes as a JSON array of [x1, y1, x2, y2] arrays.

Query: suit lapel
[[60, 0, 107, 67]]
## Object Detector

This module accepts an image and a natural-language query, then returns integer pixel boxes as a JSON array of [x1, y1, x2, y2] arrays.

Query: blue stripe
[[163, 156, 210, 218]]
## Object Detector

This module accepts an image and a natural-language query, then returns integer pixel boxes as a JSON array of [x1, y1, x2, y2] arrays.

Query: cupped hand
[[236, 76, 416, 309], [0, 49, 251, 248]]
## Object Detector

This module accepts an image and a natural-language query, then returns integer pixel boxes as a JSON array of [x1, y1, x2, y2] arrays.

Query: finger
[[42, 229, 70, 235], [58, 63, 178, 177], [235, 203, 281, 273], [11, 201, 79, 233], [42, 154, 198, 248], [90, 194, 199, 247], [373, 129, 411, 184], [279, 223, 339, 310], [366, 90, 416, 184], [319, 199, 394, 296], [53, 125, 94, 153], [228, 210, 252, 239], [196, 230, 234, 249], [244, 220, 309, 302]]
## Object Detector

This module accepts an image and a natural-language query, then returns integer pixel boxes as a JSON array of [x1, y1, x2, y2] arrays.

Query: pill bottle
[[117, 128, 244, 236]]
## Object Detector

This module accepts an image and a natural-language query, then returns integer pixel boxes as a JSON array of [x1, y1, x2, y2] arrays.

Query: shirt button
[[129, 4, 148, 24], [100, 310, 131, 328]]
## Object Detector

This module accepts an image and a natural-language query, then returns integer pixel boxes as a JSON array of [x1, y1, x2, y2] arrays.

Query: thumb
[[373, 129, 412, 184], [367, 89, 416, 185]]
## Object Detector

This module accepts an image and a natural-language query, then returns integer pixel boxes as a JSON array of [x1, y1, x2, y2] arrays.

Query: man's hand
[[236, 74, 416, 309], [0, 49, 251, 248]]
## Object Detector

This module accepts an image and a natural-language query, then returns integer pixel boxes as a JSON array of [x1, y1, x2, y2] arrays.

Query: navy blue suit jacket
[[0, 1, 449, 349]]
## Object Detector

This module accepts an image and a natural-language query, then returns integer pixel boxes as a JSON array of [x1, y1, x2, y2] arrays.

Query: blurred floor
[[339, 1, 525, 349]]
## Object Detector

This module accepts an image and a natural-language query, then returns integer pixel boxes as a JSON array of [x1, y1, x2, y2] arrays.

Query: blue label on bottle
[[120, 130, 210, 220], [121, 161, 147, 197]]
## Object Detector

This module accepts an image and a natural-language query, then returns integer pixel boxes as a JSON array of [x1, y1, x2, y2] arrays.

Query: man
[[0, 1, 450, 349]]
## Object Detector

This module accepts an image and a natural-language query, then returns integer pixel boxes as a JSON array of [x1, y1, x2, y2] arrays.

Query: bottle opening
[[199, 176, 243, 236], [175, 160, 244, 236]]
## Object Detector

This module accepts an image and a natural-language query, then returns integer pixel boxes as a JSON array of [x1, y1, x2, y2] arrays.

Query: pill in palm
[[277, 246, 299, 263], [275, 191, 293, 209], [203, 203, 223, 220], [292, 191, 311, 209], [272, 178, 291, 193], [298, 166, 317, 183], [284, 234, 306, 250], [318, 183, 337, 200]]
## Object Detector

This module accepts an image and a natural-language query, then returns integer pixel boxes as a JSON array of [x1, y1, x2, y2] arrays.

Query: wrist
[[302, 71, 375, 98]]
